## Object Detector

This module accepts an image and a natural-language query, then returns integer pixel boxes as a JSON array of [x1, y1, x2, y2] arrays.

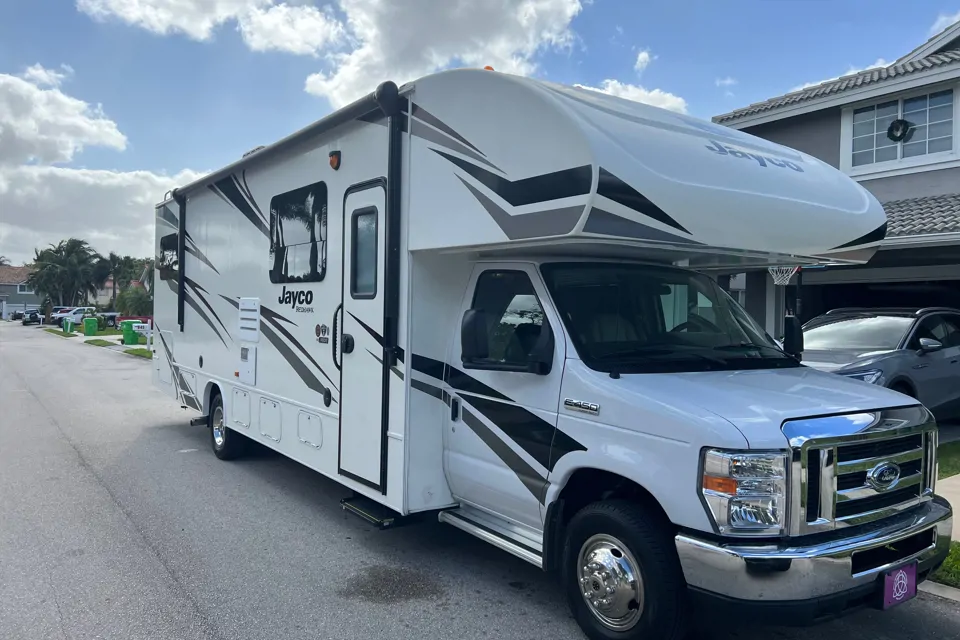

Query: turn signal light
[[702, 475, 738, 494]]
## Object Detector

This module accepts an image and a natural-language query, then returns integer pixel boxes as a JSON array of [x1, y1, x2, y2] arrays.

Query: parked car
[[11, 309, 26, 320], [51, 306, 95, 327], [802, 306, 960, 420], [21, 309, 43, 325]]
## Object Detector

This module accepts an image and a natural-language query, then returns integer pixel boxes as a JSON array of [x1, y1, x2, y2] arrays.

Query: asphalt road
[[2, 322, 958, 640]]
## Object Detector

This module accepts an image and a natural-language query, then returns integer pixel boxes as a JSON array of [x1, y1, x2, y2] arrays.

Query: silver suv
[[802, 307, 960, 420]]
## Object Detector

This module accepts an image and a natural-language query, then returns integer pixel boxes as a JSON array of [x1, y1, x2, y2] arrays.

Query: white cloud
[[790, 58, 888, 92], [930, 11, 960, 35], [715, 76, 737, 87], [0, 63, 200, 265], [634, 49, 653, 72], [238, 3, 344, 56], [0, 166, 202, 264], [305, 0, 584, 108], [76, 0, 273, 41], [76, 0, 586, 109], [574, 79, 688, 113], [0, 66, 126, 166]]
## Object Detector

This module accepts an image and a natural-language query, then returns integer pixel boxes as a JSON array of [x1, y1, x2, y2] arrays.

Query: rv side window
[[269, 181, 328, 284], [470, 271, 545, 367], [157, 232, 178, 281], [350, 207, 378, 299]]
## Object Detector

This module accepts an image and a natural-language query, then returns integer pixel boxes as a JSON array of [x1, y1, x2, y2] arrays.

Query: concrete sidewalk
[[939, 474, 960, 541]]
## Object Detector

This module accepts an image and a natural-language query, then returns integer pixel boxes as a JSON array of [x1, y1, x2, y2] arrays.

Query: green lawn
[[44, 328, 78, 338], [85, 339, 115, 347], [938, 441, 960, 480], [932, 542, 960, 589], [124, 348, 152, 359]]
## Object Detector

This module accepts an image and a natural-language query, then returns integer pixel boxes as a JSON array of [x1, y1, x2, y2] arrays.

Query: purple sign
[[883, 563, 917, 609]]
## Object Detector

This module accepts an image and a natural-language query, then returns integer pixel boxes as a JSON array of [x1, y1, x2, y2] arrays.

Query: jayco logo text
[[278, 286, 314, 313], [705, 140, 804, 172]]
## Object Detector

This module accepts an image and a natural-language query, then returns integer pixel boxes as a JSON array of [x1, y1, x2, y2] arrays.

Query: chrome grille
[[782, 406, 938, 536]]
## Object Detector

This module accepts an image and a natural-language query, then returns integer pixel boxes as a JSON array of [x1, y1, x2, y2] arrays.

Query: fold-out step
[[340, 494, 404, 529]]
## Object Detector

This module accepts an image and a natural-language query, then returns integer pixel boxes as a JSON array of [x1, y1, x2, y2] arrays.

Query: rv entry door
[[338, 183, 388, 489]]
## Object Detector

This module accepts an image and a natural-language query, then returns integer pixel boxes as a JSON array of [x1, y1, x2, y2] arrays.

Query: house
[[713, 19, 960, 332], [0, 265, 42, 318]]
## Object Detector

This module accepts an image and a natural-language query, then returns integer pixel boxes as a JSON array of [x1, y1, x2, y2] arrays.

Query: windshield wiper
[[713, 342, 786, 356]]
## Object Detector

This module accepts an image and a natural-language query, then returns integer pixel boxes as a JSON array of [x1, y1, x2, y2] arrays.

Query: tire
[[107, 317, 116, 327], [562, 500, 687, 640], [209, 393, 245, 460]]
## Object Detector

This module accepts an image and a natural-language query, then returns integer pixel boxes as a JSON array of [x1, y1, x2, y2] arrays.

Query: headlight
[[840, 369, 883, 384], [700, 449, 787, 536]]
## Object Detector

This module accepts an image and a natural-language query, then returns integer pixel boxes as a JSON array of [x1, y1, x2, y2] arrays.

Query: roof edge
[[895, 19, 960, 64]]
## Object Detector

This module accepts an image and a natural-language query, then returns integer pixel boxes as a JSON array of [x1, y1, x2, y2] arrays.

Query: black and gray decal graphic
[[221, 296, 338, 398], [164, 278, 230, 348], [156, 208, 219, 274], [209, 172, 270, 238], [434, 149, 592, 207], [155, 324, 201, 411], [583, 208, 702, 245], [596, 168, 689, 234], [454, 177, 584, 240], [409, 354, 586, 504], [349, 312, 403, 380], [829, 221, 887, 250]]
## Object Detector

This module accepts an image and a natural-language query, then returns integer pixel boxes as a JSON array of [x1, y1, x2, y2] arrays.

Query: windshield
[[540, 262, 797, 374], [803, 315, 912, 351]]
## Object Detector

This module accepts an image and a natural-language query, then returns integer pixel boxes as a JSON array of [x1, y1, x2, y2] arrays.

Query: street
[[1, 322, 958, 640]]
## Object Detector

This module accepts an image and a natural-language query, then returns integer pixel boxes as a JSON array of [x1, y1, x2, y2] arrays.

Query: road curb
[[920, 581, 960, 602]]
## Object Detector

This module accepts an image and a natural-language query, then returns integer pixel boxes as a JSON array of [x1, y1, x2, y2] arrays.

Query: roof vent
[[242, 145, 266, 158]]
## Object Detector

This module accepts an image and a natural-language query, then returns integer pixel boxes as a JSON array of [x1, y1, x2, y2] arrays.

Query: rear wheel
[[209, 393, 245, 460], [563, 500, 687, 640]]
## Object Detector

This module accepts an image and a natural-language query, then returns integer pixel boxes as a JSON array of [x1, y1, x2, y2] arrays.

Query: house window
[[17, 284, 34, 294], [269, 181, 328, 284], [851, 89, 954, 167]]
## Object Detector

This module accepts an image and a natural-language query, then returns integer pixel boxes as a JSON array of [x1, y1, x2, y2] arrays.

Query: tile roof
[[0, 265, 35, 285], [714, 49, 960, 124], [883, 193, 960, 237]]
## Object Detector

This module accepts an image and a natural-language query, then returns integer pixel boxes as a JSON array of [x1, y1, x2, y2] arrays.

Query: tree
[[26, 239, 103, 307], [0, 255, 10, 266], [116, 285, 152, 316], [95, 251, 123, 306]]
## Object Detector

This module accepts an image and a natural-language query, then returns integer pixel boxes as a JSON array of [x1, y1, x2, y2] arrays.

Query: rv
[[152, 69, 952, 639]]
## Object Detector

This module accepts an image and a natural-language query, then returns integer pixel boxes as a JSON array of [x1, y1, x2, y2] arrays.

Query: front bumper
[[676, 496, 952, 623]]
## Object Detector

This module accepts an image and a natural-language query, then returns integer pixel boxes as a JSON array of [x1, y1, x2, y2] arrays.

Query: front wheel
[[563, 500, 687, 640], [209, 394, 246, 460]]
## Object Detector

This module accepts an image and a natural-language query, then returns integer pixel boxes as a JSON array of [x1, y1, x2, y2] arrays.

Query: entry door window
[[350, 207, 378, 299]]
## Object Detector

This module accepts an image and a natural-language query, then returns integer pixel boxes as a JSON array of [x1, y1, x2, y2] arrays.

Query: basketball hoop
[[768, 265, 799, 287]]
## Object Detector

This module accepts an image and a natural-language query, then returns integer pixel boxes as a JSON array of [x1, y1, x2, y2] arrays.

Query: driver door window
[[470, 271, 545, 367]]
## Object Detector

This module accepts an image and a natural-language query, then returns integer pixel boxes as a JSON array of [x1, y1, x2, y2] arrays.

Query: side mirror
[[782, 315, 804, 359], [526, 324, 555, 376], [461, 309, 489, 363], [918, 337, 943, 354]]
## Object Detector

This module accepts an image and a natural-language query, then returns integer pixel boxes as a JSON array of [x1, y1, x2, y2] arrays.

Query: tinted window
[[471, 271, 545, 367], [911, 314, 960, 349], [157, 232, 178, 281], [540, 263, 792, 374], [804, 315, 913, 351], [270, 181, 327, 284], [350, 208, 378, 298]]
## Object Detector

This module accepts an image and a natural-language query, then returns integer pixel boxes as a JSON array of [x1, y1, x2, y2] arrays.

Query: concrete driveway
[[1, 322, 957, 640]]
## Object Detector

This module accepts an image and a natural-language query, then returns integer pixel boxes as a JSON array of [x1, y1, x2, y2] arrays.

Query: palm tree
[[27, 239, 102, 307], [95, 252, 123, 307], [0, 255, 10, 266]]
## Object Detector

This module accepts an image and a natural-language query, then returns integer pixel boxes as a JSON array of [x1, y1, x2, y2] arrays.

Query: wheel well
[[204, 382, 222, 414], [889, 379, 916, 397], [543, 468, 672, 573]]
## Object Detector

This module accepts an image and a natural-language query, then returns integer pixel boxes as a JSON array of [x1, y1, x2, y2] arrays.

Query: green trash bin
[[83, 317, 99, 336], [63, 319, 74, 333], [122, 320, 139, 345]]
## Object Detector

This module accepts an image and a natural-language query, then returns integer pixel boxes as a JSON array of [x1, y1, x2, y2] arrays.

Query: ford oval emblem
[[867, 462, 901, 491]]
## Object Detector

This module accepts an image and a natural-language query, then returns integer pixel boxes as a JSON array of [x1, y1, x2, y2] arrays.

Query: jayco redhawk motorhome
[[153, 69, 952, 640]]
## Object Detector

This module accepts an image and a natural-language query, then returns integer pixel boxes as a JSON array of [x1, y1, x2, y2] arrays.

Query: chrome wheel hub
[[212, 406, 225, 448], [576, 534, 644, 631]]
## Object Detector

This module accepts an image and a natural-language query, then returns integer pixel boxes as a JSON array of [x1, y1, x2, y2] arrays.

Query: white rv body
[[153, 69, 951, 638]]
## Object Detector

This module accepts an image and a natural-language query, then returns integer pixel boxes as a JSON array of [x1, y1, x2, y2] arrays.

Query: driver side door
[[444, 264, 565, 529], [907, 314, 960, 416]]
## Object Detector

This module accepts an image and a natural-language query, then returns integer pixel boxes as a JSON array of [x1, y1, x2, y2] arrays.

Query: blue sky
[[0, 0, 958, 263]]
